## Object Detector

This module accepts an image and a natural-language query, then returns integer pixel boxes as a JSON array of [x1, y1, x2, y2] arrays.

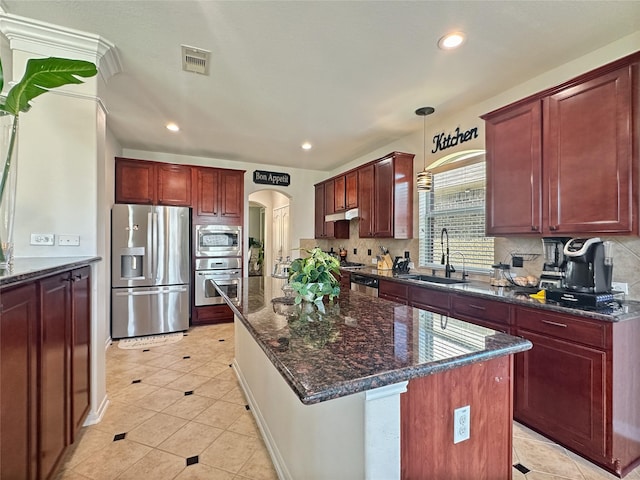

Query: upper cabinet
[[115, 158, 191, 206], [314, 181, 348, 239], [359, 152, 414, 239], [193, 167, 244, 225], [334, 171, 358, 212], [482, 53, 639, 236]]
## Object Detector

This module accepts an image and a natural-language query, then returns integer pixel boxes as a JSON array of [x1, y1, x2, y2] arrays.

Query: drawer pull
[[541, 319, 568, 328], [469, 304, 486, 311]]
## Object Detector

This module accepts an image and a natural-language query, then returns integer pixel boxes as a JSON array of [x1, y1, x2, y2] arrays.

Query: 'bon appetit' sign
[[432, 126, 479, 154], [253, 170, 290, 186]]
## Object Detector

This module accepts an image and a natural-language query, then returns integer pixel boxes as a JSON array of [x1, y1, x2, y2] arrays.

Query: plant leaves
[[3, 57, 97, 115]]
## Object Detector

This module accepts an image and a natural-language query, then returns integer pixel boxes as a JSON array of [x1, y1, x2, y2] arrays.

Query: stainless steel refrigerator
[[111, 204, 190, 339]]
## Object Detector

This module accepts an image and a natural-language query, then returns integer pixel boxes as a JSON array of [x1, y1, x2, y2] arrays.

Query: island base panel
[[401, 356, 514, 480]]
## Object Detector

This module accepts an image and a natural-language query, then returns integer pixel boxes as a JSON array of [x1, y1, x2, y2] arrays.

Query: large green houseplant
[[0, 56, 97, 266], [288, 247, 341, 309]]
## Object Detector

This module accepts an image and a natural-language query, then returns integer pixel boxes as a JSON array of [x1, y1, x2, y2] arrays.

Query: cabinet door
[[334, 175, 346, 211], [70, 267, 91, 442], [115, 158, 156, 204], [194, 167, 219, 218], [545, 66, 633, 234], [1, 283, 38, 480], [323, 180, 335, 238], [314, 183, 326, 239], [378, 280, 408, 304], [345, 171, 358, 209], [219, 169, 244, 220], [484, 101, 542, 235], [358, 165, 375, 237], [515, 329, 607, 458], [408, 286, 450, 315], [157, 164, 192, 206], [373, 158, 394, 237], [40, 273, 71, 480]]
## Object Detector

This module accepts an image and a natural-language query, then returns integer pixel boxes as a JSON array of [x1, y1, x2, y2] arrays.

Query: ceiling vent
[[181, 45, 210, 75]]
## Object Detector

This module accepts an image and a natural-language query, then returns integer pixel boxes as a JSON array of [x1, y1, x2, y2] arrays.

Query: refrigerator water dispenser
[[120, 247, 145, 279]]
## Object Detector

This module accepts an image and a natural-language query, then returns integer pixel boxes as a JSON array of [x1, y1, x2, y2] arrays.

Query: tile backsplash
[[299, 220, 640, 301]]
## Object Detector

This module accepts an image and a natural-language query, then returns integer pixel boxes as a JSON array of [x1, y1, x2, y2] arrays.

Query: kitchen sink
[[395, 274, 468, 285]]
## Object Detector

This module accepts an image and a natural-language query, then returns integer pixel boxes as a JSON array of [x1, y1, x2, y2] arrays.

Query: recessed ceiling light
[[438, 32, 465, 50], [166, 123, 180, 132], [301, 142, 312, 150]]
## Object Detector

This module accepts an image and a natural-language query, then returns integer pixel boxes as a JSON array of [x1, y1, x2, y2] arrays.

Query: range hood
[[325, 208, 359, 222]]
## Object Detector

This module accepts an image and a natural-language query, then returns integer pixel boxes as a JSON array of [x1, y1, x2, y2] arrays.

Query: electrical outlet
[[371, 257, 377, 264], [612, 282, 629, 295], [453, 405, 470, 444], [353, 248, 357, 255], [367, 249, 372, 256], [30, 233, 54, 246], [58, 234, 80, 246]]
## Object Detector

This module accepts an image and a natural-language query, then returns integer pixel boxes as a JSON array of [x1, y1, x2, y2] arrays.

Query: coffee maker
[[563, 237, 612, 293], [539, 237, 571, 289]]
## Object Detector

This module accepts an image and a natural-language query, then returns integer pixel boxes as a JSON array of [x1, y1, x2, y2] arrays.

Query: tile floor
[[56, 323, 640, 480]]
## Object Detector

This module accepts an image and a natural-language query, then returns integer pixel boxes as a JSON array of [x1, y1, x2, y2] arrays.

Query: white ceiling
[[3, 1, 640, 171]]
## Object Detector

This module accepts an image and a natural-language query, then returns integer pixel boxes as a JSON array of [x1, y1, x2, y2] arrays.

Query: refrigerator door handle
[[147, 211, 154, 279], [114, 286, 189, 296], [152, 212, 159, 281]]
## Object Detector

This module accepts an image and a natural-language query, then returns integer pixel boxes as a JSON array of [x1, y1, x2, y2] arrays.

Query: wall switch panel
[[58, 234, 80, 246], [453, 405, 471, 444], [30, 233, 54, 246], [612, 282, 629, 295]]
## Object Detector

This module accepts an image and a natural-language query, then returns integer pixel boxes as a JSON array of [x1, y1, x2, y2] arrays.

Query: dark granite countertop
[[228, 276, 532, 405], [0, 256, 102, 287], [350, 267, 640, 322]]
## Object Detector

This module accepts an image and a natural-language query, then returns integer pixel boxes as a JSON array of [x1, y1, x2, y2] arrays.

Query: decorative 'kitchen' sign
[[432, 126, 479, 154], [253, 170, 290, 186]]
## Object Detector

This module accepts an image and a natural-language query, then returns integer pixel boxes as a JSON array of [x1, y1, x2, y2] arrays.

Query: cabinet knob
[[531, 225, 539, 231], [549, 225, 559, 231]]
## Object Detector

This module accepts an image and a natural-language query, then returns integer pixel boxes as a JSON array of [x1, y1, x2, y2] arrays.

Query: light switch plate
[[58, 234, 80, 246], [30, 233, 54, 245]]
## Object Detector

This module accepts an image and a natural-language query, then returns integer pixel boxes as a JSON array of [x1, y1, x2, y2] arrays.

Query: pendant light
[[415, 106, 435, 191]]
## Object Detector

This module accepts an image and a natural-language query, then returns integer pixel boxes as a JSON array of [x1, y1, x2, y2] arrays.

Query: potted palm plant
[[288, 247, 341, 309], [0, 56, 97, 267]]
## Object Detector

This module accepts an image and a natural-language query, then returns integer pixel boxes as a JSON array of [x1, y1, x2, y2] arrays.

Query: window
[[419, 150, 493, 272]]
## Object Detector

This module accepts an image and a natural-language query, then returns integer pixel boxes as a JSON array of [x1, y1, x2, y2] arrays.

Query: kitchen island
[[224, 276, 532, 480]]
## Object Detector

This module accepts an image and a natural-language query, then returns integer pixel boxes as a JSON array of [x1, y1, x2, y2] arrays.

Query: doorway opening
[[248, 190, 290, 278]]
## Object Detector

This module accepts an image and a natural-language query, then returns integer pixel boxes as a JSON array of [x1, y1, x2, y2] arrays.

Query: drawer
[[451, 294, 511, 326], [409, 286, 450, 313], [515, 306, 608, 348], [379, 280, 409, 302]]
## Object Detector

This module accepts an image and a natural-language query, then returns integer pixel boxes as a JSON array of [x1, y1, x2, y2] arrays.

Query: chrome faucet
[[450, 251, 467, 280], [440, 228, 452, 278]]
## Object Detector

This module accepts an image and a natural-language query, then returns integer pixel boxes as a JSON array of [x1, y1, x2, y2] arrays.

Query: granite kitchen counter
[[0, 256, 102, 287], [227, 276, 531, 405], [352, 267, 640, 322]]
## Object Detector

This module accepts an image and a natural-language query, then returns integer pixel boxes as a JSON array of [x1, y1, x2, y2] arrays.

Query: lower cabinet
[[192, 304, 234, 326], [450, 294, 511, 332], [0, 266, 92, 480], [378, 279, 408, 304]]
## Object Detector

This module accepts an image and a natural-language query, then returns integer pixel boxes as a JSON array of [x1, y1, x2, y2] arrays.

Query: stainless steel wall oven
[[194, 257, 242, 306]]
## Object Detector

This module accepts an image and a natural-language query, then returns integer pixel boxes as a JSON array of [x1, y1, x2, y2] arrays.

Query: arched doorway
[[248, 190, 290, 277]]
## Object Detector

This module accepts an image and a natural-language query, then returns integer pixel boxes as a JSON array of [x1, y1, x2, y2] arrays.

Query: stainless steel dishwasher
[[350, 273, 379, 297]]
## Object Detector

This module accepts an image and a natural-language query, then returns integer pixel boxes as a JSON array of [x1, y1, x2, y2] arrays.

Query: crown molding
[[0, 13, 122, 82]]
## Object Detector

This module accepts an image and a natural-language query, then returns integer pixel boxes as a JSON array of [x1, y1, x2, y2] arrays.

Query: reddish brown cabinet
[[0, 266, 92, 480], [378, 279, 409, 304], [115, 158, 192, 206], [358, 152, 414, 239], [1, 283, 38, 480], [450, 294, 511, 332], [408, 286, 450, 316], [314, 182, 348, 239], [334, 171, 358, 212], [192, 167, 244, 225], [483, 55, 638, 235]]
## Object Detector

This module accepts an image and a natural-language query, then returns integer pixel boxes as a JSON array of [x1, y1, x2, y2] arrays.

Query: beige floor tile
[[199, 431, 263, 473], [142, 367, 187, 387], [195, 377, 238, 399], [157, 421, 224, 458], [59, 427, 114, 469], [221, 386, 248, 405], [190, 361, 233, 378], [126, 412, 188, 447], [193, 400, 247, 429], [227, 411, 260, 438], [132, 386, 184, 412], [71, 439, 151, 480], [514, 436, 584, 479], [110, 381, 159, 404], [116, 449, 186, 480], [91, 401, 157, 436], [167, 358, 207, 373], [174, 463, 235, 480], [55, 469, 93, 480], [161, 393, 216, 420], [142, 353, 184, 368], [512, 467, 528, 480], [164, 372, 212, 391], [236, 447, 278, 480], [566, 450, 623, 480], [513, 422, 555, 444]]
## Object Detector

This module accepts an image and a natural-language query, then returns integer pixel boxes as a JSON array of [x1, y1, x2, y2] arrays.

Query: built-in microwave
[[195, 225, 242, 257]]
